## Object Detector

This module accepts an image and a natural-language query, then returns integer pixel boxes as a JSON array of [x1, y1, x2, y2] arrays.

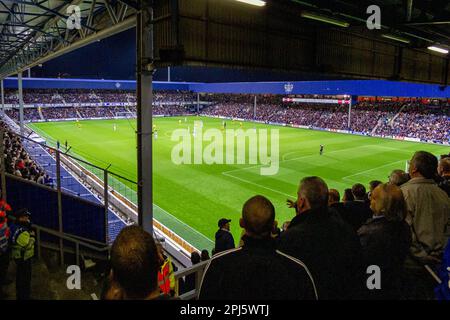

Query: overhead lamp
[[381, 34, 411, 44], [427, 46, 449, 54], [300, 11, 349, 28], [235, 0, 266, 7]]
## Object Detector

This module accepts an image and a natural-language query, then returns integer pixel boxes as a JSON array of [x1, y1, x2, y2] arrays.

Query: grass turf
[[28, 116, 449, 251]]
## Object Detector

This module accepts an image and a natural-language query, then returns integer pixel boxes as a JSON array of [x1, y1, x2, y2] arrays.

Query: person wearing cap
[[9, 208, 35, 300], [213, 218, 235, 255]]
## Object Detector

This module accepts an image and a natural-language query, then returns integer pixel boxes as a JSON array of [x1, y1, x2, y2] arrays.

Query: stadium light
[[381, 34, 411, 44], [427, 46, 449, 54], [300, 12, 349, 28], [235, 0, 266, 6]]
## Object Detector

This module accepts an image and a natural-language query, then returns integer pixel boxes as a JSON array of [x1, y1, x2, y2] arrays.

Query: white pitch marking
[[342, 160, 405, 180], [222, 171, 295, 198]]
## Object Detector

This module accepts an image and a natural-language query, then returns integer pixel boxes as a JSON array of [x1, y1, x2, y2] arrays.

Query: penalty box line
[[220, 144, 376, 176], [221, 171, 296, 198], [220, 143, 413, 176], [342, 160, 406, 181]]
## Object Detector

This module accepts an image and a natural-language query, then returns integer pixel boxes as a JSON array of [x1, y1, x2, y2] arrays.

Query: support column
[[56, 150, 64, 265], [0, 129, 6, 202], [168, 66, 171, 82], [1, 79, 4, 116], [253, 95, 257, 119], [18, 72, 24, 133], [347, 99, 352, 130], [104, 170, 109, 243], [197, 93, 200, 113], [27, 68, 31, 78], [136, 2, 154, 234]]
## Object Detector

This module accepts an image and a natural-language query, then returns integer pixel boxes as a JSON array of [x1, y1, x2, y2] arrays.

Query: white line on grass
[[222, 171, 295, 198], [153, 203, 214, 245], [222, 144, 380, 175], [342, 160, 405, 181]]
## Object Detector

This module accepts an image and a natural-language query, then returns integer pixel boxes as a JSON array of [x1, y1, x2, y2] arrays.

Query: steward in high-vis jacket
[[158, 256, 175, 295], [9, 209, 35, 300]]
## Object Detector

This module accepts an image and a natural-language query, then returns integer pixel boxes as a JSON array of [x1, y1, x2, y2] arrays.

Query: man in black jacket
[[279, 177, 364, 300], [357, 183, 411, 299], [199, 195, 317, 300], [213, 218, 235, 254], [341, 183, 373, 232], [328, 188, 346, 220]]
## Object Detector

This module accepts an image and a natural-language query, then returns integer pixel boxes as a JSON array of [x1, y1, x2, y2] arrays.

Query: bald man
[[278, 177, 364, 300], [357, 184, 411, 299], [199, 195, 317, 300]]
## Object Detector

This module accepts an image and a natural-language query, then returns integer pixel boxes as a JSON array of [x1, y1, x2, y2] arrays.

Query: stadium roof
[[4, 77, 450, 98], [0, 0, 137, 79], [291, 0, 450, 47]]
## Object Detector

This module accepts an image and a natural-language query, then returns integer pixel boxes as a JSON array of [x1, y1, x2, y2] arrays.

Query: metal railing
[[1, 115, 205, 278], [0, 117, 132, 263], [33, 221, 209, 300], [33, 224, 111, 267], [174, 260, 209, 300]]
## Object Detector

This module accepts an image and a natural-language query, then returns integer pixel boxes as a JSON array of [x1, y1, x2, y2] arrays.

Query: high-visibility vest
[[10, 223, 35, 261], [158, 258, 174, 294]]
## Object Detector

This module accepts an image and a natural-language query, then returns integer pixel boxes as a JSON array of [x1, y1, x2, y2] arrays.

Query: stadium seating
[[4, 89, 449, 144]]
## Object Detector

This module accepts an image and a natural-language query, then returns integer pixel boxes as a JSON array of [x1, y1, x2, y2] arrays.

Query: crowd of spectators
[[0, 121, 52, 186], [374, 103, 450, 143], [201, 99, 449, 144], [100, 150, 450, 300], [3, 90, 449, 143]]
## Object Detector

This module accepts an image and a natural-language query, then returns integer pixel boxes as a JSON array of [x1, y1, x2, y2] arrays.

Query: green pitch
[[28, 117, 449, 251]]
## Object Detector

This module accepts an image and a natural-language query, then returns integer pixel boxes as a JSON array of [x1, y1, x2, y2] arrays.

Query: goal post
[[115, 111, 137, 118]]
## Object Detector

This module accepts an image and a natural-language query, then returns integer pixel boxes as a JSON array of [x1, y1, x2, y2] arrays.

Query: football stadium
[[0, 0, 449, 306]]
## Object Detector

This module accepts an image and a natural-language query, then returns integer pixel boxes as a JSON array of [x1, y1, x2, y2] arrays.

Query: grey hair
[[298, 176, 329, 209]]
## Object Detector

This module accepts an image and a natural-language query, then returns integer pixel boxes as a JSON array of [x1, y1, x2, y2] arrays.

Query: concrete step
[[1, 257, 103, 300]]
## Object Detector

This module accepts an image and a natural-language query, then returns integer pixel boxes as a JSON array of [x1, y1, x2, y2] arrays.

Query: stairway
[[38, 107, 45, 121], [1, 257, 103, 300]]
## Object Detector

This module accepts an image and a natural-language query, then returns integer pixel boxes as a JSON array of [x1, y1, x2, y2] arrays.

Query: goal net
[[115, 111, 136, 118]]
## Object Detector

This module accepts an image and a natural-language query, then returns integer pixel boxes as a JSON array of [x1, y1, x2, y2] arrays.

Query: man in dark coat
[[213, 218, 235, 254], [357, 183, 411, 299], [342, 183, 373, 232], [279, 177, 364, 300], [328, 188, 347, 221], [437, 157, 450, 197], [199, 195, 317, 300]]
